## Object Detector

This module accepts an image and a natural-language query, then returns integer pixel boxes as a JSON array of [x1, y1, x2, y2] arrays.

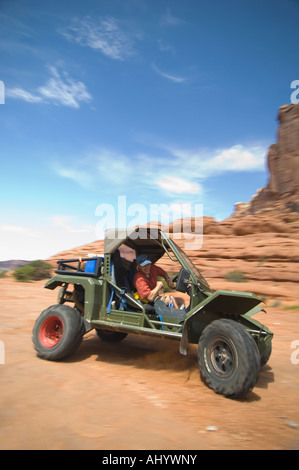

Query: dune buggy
[[33, 227, 273, 398]]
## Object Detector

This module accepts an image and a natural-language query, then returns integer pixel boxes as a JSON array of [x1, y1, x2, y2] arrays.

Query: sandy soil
[[0, 278, 299, 450]]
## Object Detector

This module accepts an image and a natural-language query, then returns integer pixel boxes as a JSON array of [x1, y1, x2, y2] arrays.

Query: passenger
[[133, 254, 176, 305]]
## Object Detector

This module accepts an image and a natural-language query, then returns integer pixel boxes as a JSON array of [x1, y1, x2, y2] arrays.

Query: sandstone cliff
[[235, 103, 299, 216]]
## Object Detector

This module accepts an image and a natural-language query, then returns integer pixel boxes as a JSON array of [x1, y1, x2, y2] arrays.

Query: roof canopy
[[104, 227, 168, 263]]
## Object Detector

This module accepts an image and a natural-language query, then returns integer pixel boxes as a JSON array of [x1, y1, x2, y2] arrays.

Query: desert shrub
[[225, 270, 248, 283], [13, 260, 52, 282], [0, 270, 7, 278], [284, 304, 299, 311], [13, 265, 35, 282], [25, 260, 52, 280], [257, 256, 267, 267]]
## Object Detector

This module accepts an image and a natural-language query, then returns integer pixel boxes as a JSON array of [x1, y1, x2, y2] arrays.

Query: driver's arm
[[165, 275, 175, 289], [147, 280, 164, 302]]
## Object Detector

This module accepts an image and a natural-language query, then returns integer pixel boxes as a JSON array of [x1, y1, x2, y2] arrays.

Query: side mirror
[[175, 268, 191, 293]]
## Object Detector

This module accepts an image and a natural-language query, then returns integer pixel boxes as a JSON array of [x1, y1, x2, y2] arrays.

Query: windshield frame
[[164, 236, 212, 293]]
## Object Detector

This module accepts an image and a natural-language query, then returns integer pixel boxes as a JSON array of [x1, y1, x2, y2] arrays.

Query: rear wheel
[[95, 329, 127, 343], [198, 319, 260, 399], [260, 341, 272, 367], [32, 304, 85, 360]]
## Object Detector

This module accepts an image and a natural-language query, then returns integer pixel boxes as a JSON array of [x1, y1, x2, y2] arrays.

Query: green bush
[[284, 304, 299, 311], [225, 270, 248, 283], [13, 260, 52, 282]]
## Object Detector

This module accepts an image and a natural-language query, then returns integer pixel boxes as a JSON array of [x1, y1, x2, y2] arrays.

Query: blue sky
[[0, 0, 299, 260]]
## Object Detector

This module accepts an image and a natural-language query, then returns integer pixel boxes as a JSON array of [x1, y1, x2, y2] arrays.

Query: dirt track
[[0, 279, 299, 450]]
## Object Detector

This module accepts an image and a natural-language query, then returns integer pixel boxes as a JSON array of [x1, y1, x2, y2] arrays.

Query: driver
[[133, 254, 175, 304]]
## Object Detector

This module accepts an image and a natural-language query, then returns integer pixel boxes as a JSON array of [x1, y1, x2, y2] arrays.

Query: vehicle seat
[[109, 251, 156, 313], [112, 250, 132, 293]]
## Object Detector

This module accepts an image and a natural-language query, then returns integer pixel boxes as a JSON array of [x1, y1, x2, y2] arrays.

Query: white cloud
[[161, 8, 184, 26], [38, 66, 91, 108], [0, 223, 39, 236], [51, 215, 94, 234], [7, 66, 91, 108], [53, 142, 266, 199], [205, 145, 266, 172], [157, 40, 176, 55], [53, 148, 134, 191], [163, 143, 267, 176], [156, 175, 200, 194], [0, 218, 96, 261], [152, 64, 186, 83], [6, 88, 42, 103], [53, 165, 86, 189], [51, 215, 74, 231], [60, 16, 139, 61], [0, 223, 41, 260]]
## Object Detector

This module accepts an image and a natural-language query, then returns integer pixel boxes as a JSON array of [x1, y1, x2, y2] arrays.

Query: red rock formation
[[234, 103, 299, 216]]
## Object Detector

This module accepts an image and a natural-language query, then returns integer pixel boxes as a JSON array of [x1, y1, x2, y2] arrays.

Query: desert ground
[[0, 274, 298, 450]]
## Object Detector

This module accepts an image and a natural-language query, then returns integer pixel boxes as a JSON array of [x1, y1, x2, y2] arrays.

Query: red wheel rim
[[39, 316, 64, 348]]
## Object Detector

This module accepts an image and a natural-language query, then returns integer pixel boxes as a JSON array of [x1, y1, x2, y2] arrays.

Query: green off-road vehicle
[[33, 227, 273, 398]]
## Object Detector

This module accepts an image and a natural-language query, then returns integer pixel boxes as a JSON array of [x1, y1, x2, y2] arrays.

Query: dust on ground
[[0, 279, 298, 450]]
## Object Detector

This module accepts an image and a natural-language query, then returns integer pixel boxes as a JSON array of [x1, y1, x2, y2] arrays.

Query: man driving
[[133, 254, 175, 303]]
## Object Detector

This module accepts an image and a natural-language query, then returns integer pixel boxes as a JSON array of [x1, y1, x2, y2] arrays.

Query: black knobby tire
[[198, 318, 260, 399], [32, 304, 85, 361], [95, 329, 128, 343], [260, 341, 272, 367]]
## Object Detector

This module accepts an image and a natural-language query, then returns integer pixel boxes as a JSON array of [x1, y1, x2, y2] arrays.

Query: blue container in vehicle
[[84, 254, 97, 274]]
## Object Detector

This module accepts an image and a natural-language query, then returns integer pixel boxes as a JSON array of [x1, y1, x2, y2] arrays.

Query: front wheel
[[32, 304, 85, 361], [198, 319, 260, 399]]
